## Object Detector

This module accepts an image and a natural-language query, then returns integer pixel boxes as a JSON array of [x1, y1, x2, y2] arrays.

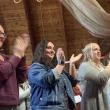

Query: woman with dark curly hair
[[28, 40, 82, 110]]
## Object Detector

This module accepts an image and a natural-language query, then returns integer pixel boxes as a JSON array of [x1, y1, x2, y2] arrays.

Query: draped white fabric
[[60, 0, 110, 38]]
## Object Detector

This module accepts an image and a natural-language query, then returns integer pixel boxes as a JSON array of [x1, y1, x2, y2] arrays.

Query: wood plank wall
[[0, 0, 110, 65]]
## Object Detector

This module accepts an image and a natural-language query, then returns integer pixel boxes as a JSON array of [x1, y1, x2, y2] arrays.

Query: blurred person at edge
[[28, 40, 82, 110], [0, 24, 29, 110], [77, 43, 110, 110]]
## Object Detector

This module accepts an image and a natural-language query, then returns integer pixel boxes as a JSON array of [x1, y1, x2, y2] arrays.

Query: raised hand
[[13, 33, 30, 58], [69, 53, 83, 65], [69, 53, 82, 77]]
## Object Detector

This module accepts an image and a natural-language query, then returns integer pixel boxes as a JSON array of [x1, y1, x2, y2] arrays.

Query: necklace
[[89, 61, 104, 71]]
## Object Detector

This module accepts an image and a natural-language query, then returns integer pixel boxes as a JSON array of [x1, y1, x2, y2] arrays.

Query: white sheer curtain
[[59, 0, 110, 38]]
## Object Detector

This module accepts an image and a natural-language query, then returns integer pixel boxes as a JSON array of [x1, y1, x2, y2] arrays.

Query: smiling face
[[91, 43, 101, 62], [83, 43, 101, 62], [44, 42, 55, 61], [0, 25, 6, 47]]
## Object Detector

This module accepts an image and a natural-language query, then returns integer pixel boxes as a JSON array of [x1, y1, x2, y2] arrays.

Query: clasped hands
[[56, 48, 82, 65]]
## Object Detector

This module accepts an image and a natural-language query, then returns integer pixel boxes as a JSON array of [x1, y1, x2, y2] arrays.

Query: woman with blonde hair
[[77, 43, 110, 110]]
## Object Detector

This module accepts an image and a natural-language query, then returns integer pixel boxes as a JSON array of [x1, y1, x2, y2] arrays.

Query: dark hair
[[33, 40, 57, 68], [32, 40, 48, 64]]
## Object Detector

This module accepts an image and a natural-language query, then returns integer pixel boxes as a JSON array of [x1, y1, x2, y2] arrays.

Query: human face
[[44, 42, 55, 61], [91, 43, 101, 62], [0, 25, 6, 47]]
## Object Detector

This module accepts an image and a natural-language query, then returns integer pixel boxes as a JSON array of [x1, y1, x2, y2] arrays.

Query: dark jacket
[[28, 63, 76, 110], [0, 54, 27, 106]]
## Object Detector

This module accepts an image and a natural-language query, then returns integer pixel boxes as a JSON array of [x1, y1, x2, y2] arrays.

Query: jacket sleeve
[[16, 57, 27, 83], [0, 55, 21, 81], [28, 63, 56, 88]]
